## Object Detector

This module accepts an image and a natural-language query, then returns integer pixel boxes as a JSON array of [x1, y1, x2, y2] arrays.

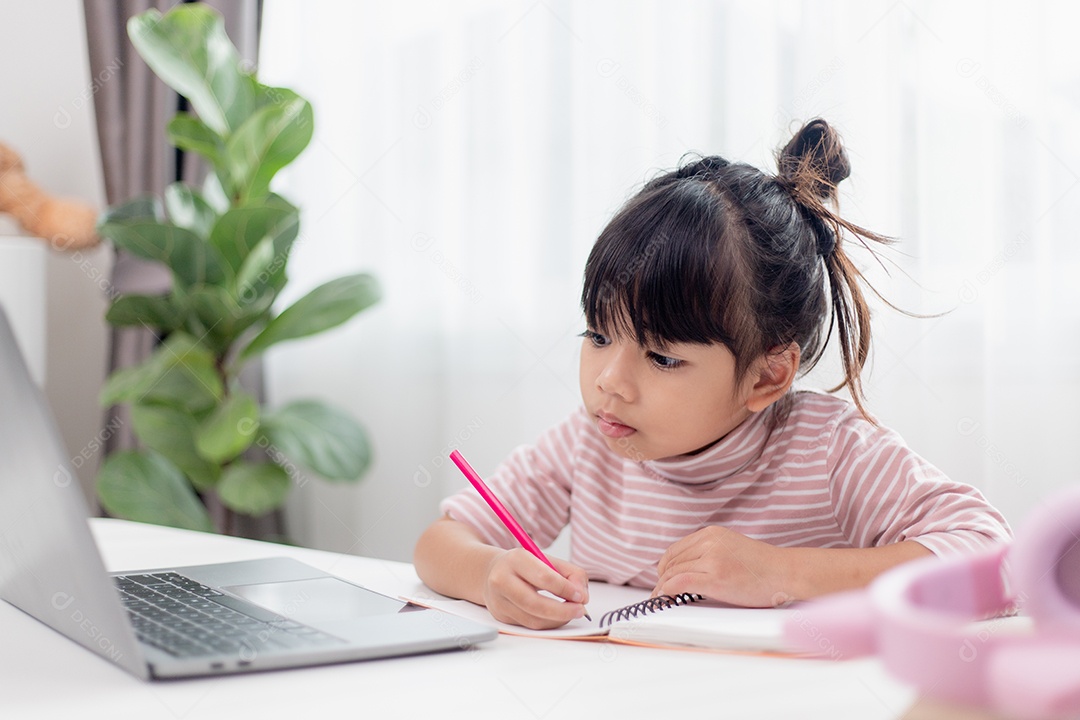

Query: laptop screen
[[0, 304, 147, 678]]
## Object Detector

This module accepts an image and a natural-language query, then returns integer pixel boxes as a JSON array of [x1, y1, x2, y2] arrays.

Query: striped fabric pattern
[[440, 391, 1012, 588]]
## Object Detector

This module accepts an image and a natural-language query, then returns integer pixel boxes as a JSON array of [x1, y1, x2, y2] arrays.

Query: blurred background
[[4, 0, 1078, 561]]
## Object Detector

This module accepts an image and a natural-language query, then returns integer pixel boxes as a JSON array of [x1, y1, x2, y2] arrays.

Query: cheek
[[662, 379, 738, 427], [578, 351, 595, 395]]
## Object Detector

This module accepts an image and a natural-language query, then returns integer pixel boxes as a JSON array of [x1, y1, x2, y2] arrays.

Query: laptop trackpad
[[225, 577, 406, 625]]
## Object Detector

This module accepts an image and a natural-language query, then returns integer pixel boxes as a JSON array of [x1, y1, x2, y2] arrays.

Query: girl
[[414, 119, 1012, 630]]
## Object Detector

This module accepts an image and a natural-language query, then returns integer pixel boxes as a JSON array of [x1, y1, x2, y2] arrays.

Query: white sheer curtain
[[259, 0, 1080, 561]]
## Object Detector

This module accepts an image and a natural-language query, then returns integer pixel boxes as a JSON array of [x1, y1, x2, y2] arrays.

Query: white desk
[[0, 519, 944, 719]]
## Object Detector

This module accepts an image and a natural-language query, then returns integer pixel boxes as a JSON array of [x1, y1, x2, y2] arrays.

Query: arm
[[654, 407, 1011, 604], [416, 412, 592, 628], [653, 527, 931, 605], [414, 516, 590, 630], [827, 411, 1012, 555]]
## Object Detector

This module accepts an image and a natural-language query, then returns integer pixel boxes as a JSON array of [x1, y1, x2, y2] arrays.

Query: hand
[[653, 526, 792, 607], [482, 549, 590, 630]]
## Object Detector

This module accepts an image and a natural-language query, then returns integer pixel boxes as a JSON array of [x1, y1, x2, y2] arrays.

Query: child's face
[[578, 328, 755, 462]]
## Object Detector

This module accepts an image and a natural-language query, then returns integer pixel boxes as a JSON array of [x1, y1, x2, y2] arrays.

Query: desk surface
[[0, 519, 935, 719]]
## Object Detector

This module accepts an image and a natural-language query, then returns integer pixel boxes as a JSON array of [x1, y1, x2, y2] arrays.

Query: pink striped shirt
[[441, 391, 1012, 588]]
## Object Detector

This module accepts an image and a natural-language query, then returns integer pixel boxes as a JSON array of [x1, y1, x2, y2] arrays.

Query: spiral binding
[[598, 593, 705, 628]]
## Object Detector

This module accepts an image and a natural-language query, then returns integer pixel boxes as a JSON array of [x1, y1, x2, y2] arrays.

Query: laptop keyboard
[[113, 572, 341, 659]]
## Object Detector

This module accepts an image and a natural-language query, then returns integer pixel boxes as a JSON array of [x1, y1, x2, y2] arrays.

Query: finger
[[515, 555, 586, 605], [491, 595, 569, 630], [657, 541, 709, 581], [486, 566, 583, 629], [549, 556, 590, 604], [655, 557, 701, 592], [654, 570, 716, 601], [502, 553, 587, 620], [656, 536, 693, 576], [501, 579, 584, 629], [484, 551, 578, 628], [511, 582, 586, 628], [657, 527, 718, 575]]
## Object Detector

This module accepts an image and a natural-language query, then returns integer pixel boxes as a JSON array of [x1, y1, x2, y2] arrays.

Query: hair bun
[[777, 118, 851, 202]]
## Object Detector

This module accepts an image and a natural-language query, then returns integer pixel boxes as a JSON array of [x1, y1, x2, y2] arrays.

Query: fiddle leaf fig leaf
[[105, 293, 186, 331], [202, 172, 230, 215], [164, 182, 218, 240], [208, 201, 298, 280], [225, 88, 313, 202], [260, 400, 371, 481], [130, 405, 220, 491], [234, 234, 276, 303], [100, 332, 222, 412], [127, 5, 256, 136], [167, 113, 226, 168], [97, 450, 214, 532], [98, 220, 229, 289], [194, 390, 260, 464], [240, 273, 380, 360], [97, 194, 162, 227], [188, 284, 273, 353], [217, 461, 291, 516]]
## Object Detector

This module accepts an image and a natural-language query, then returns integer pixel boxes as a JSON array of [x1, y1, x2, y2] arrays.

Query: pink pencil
[[449, 449, 591, 621]]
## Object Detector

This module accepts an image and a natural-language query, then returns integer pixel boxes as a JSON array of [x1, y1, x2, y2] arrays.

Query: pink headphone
[[783, 486, 1080, 720]]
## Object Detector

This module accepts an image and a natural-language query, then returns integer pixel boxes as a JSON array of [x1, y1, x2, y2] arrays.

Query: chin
[[601, 435, 650, 463], [606, 437, 673, 463]]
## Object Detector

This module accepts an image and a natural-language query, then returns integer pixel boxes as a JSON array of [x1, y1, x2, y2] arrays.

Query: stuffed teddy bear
[[0, 140, 100, 251]]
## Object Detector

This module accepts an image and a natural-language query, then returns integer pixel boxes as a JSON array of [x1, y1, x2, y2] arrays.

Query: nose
[[596, 346, 635, 401]]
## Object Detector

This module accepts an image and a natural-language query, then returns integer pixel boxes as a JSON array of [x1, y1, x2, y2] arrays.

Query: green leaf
[[97, 450, 213, 532], [127, 5, 256, 136], [194, 390, 259, 464], [167, 113, 226, 167], [234, 235, 276, 303], [98, 194, 162, 227], [217, 461, 290, 516], [101, 332, 223, 412], [241, 273, 381, 360], [105, 293, 186, 332], [99, 220, 229, 288], [225, 88, 313, 202], [208, 201, 298, 281], [187, 284, 273, 354], [130, 405, 221, 491], [202, 172, 230, 215], [164, 182, 218, 240], [260, 400, 372, 481]]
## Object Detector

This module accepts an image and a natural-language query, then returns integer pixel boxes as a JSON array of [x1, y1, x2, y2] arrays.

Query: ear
[[744, 343, 800, 413]]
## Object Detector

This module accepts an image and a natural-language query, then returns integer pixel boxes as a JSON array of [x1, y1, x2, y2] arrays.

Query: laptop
[[0, 303, 496, 679]]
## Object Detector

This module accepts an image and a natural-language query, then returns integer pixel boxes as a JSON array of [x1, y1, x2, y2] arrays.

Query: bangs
[[581, 180, 743, 350]]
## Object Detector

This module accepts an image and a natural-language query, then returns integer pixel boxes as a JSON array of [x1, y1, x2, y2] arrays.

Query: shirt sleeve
[[826, 410, 1013, 555], [439, 412, 579, 550]]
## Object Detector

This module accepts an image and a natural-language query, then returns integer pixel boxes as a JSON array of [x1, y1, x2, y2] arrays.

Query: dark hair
[[581, 118, 892, 421]]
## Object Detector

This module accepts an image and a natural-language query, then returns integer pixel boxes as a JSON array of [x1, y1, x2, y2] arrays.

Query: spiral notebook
[[400, 581, 794, 653]]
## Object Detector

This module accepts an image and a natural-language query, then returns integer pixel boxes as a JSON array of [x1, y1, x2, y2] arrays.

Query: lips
[[596, 411, 636, 439]]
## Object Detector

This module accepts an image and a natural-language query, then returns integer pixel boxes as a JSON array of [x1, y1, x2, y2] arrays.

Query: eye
[[579, 330, 610, 348], [647, 351, 684, 370]]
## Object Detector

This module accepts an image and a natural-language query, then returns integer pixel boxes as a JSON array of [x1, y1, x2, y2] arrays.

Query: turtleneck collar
[[639, 407, 773, 485]]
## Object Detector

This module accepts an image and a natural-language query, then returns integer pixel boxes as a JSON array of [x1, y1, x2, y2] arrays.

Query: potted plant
[[96, 3, 379, 534]]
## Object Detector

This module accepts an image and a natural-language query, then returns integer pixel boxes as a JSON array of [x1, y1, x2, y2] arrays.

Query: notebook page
[[399, 581, 652, 638], [607, 603, 792, 652]]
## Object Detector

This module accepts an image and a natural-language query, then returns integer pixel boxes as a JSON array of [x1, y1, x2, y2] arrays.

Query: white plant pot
[[0, 235, 47, 385]]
